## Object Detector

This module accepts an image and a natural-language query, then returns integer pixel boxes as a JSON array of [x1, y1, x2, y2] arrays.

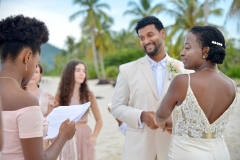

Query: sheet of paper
[[44, 102, 90, 139]]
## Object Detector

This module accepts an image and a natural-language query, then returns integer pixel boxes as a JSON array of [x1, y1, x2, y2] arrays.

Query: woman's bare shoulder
[[21, 90, 39, 107], [171, 74, 189, 87], [2, 88, 39, 111]]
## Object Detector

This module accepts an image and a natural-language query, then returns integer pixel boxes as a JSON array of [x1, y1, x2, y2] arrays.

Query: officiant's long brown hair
[[57, 60, 90, 106]]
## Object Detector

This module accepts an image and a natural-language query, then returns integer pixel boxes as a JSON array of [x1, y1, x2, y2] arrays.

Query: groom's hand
[[140, 111, 159, 130]]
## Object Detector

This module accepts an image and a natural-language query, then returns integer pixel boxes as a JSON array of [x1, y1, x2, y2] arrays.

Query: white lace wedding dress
[[169, 74, 237, 160]]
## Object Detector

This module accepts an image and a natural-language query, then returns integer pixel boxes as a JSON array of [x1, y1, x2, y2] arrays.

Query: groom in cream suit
[[110, 16, 188, 160]]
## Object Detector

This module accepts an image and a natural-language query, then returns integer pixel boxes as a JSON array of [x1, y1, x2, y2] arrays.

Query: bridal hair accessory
[[167, 60, 181, 80], [211, 41, 222, 46]]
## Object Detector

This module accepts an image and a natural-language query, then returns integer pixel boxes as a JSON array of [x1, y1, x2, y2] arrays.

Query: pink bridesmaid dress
[[59, 97, 96, 160]]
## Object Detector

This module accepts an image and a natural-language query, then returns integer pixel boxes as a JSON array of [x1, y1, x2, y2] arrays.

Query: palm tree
[[65, 36, 76, 55], [225, 0, 240, 32], [112, 29, 140, 50], [123, 0, 165, 30], [95, 16, 114, 79], [70, 0, 112, 79], [164, 0, 223, 58]]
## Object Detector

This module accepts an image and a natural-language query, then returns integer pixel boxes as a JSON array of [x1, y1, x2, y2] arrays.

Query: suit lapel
[[140, 56, 159, 100]]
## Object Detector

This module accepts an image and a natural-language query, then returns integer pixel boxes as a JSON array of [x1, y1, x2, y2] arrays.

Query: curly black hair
[[0, 15, 49, 62], [190, 26, 226, 64], [135, 16, 164, 35]]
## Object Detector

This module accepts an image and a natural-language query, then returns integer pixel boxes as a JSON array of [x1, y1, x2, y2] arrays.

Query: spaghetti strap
[[229, 78, 237, 95], [187, 73, 190, 87]]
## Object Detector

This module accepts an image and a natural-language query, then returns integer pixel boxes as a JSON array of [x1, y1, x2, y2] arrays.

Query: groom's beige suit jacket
[[111, 55, 188, 160]]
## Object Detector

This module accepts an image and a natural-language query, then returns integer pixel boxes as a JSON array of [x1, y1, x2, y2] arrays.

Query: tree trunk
[[90, 27, 100, 79], [204, 0, 209, 25], [98, 52, 106, 79]]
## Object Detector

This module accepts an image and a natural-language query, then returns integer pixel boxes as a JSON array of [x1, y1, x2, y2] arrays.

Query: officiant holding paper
[[56, 60, 102, 160]]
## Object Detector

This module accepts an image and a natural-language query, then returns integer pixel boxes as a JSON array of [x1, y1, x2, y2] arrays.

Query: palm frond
[[148, 4, 165, 15], [226, 0, 240, 18], [96, 3, 110, 10], [209, 8, 223, 16], [70, 10, 86, 21], [128, 18, 142, 32], [123, 10, 142, 16], [140, 0, 152, 11]]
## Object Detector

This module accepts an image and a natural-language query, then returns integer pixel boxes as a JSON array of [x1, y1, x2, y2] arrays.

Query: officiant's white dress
[[169, 74, 237, 160]]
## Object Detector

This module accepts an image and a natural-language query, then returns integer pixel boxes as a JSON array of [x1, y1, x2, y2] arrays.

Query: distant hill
[[41, 43, 63, 70], [0, 43, 62, 70]]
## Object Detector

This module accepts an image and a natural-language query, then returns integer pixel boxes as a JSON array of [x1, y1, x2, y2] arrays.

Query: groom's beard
[[144, 42, 161, 56]]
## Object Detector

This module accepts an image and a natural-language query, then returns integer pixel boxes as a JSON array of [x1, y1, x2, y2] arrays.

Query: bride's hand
[[162, 117, 172, 134]]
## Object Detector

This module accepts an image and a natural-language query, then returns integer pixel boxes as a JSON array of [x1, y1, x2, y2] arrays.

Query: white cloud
[[0, 0, 83, 49]]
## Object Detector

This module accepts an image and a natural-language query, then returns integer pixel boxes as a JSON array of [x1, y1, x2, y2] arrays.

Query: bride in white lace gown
[[155, 26, 237, 160]]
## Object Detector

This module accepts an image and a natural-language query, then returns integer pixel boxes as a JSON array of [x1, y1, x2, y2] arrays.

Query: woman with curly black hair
[[56, 60, 102, 160], [0, 15, 76, 160], [155, 26, 237, 160]]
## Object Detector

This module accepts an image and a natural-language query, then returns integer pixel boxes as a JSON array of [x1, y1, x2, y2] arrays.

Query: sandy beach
[[41, 77, 240, 160]]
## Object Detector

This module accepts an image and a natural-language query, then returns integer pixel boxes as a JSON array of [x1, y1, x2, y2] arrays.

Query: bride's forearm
[[154, 115, 167, 128]]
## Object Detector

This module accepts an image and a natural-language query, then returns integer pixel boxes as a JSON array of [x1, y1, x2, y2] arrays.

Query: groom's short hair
[[135, 16, 164, 35]]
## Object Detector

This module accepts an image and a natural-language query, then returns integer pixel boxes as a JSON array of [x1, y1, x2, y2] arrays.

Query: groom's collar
[[147, 53, 169, 68]]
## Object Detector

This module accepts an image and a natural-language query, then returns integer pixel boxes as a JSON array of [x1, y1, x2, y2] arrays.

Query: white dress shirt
[[118, 123, 127, 135], [147, 55, 168, 98]]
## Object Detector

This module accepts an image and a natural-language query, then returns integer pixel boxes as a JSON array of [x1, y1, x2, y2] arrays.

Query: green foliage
[[224, 64, 240, 78], [164, 0, 223, 59], [70, 0, 114, 79], [104, 48, 145, 68], [105, 66, 119, 80], [42, 0, 240, 81], [124, 0, 165, 30], [45, 50, 81, 76], [83, 58, 97, 79], [45, 46, 145, 79], [112, 30, 140, 51], [219, 39, 240, 78], [103, 48, 145, 80], [45, 51, 69, 76]]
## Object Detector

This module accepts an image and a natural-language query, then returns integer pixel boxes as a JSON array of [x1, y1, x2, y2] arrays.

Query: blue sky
[[0, 0, 238, 49]]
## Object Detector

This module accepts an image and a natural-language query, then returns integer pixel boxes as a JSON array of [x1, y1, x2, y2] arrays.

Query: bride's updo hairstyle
[[0, 15, 49, 63], [190, 26, 226, 64]]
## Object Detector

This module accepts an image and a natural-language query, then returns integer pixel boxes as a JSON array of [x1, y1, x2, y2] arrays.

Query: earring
[[25, 63, 28, 71], [203, 55, 206, 59]]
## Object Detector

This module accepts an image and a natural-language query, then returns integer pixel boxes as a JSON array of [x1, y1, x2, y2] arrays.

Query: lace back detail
[[173, 74, 237, 140]]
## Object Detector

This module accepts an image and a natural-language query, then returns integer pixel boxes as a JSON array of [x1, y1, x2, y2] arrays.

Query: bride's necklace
[[201, 68, 220, 73], [0, 77, 19, 86]]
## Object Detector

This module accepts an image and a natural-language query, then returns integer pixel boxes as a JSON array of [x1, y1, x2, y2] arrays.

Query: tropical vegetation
[[43, 0, 240, 81]]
